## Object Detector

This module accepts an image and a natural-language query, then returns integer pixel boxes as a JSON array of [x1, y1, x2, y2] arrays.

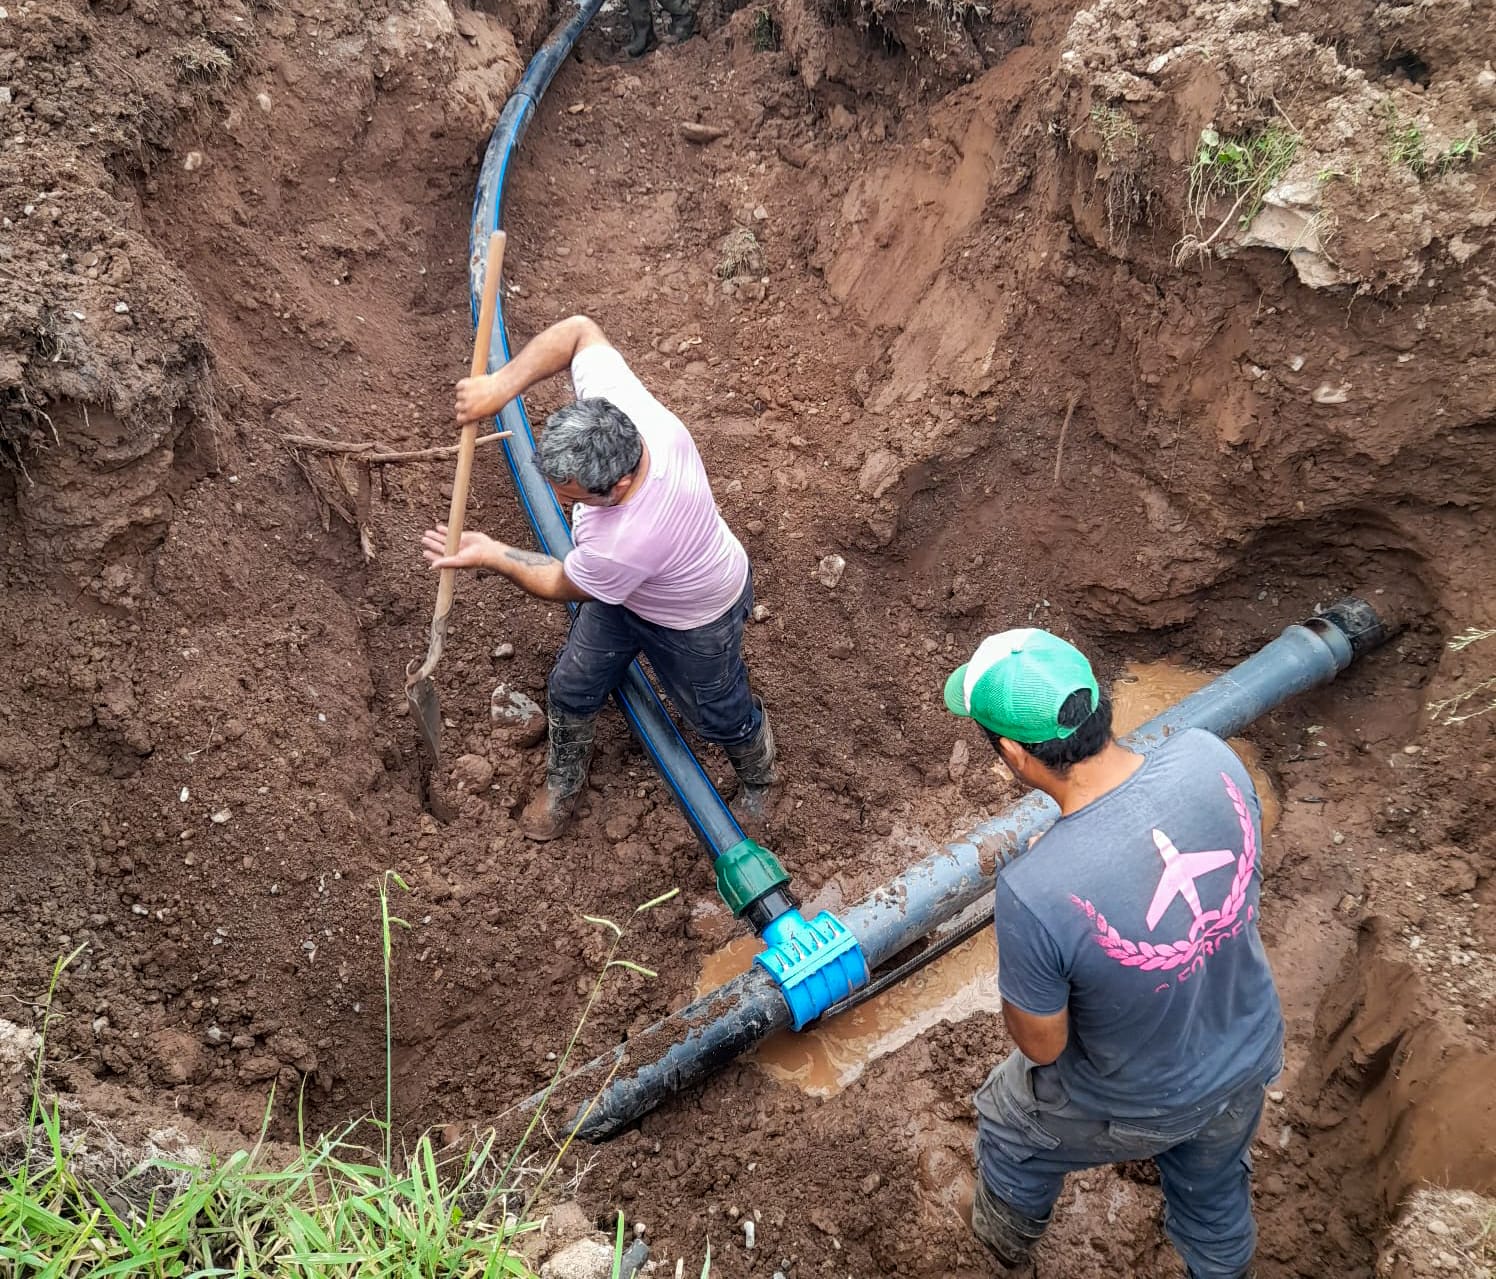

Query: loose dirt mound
[[3, 0, 1495, 1275]]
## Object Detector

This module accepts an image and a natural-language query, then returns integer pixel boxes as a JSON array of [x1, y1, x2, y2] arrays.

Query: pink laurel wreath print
[[1070, 772, 1256, 986]]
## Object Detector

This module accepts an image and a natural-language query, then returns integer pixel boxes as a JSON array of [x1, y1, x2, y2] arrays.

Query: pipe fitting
[[714, 838, 792, 918], [755, 908, 869, 1031]]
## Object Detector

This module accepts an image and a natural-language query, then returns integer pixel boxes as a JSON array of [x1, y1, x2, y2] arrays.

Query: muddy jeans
[[547, 576, 760, 746], [974, 1051, 1273, 1279]]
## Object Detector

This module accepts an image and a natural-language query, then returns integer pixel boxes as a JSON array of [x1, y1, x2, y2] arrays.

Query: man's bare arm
[[454, 315, 612, 423], [420, 527, 593, 604], [1001, 1000, 1069, 1066]]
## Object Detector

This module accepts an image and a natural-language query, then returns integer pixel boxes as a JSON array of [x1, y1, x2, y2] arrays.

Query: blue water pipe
[[522, 599, 1389, 1139], [463, 0, 865, 1021]]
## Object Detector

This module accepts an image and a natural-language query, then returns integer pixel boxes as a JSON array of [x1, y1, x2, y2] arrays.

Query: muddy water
[[696, 661, 1282, 1095], [696, 927, 1002, 1096]]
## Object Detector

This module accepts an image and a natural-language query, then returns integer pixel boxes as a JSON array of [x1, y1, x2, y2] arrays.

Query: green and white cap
[[943, 629, 1099, 742]]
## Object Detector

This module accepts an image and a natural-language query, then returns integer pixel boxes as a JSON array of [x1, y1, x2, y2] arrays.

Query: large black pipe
[[537, 599, 1387, 1140], [468, 0, 748, 859]]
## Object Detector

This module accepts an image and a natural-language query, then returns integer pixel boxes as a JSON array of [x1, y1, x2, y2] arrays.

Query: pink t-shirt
[[561, 346, 749, 630]]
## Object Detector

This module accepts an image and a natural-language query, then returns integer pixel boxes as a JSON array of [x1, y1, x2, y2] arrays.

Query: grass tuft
[[751, 7, 779, 52], [1, 884, 692, 1277], [1187, 123, 1300, 232], [173, 39, 234, 83]]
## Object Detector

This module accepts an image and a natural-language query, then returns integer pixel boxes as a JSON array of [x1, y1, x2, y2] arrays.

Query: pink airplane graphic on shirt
[[1145, 828, 1237, 931]]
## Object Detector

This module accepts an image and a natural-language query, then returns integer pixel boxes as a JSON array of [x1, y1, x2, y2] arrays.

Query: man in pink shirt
[[421, 315, 777, 841]]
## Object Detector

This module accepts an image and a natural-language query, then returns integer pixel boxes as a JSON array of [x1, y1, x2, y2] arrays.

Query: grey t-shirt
[[994, 727, 1284, 1119]]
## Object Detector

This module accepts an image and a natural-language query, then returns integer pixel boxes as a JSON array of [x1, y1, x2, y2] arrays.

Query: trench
[[5, 0, 1495, 1276]]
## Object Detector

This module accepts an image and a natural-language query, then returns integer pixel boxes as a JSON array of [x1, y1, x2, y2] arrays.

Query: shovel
[[406, 228, 507, 818]]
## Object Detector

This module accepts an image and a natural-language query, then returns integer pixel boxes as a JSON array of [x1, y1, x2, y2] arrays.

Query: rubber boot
[[657, 0, 695, 42], [968, 1179, 1050, 1271], [625, 0, 658, 58], [723, 699, 779, 834], [520, 710, 596, 842]]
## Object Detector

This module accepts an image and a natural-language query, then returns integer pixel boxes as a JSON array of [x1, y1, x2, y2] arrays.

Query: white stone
[[540, 1239, 615, 1279], [816, 554, 846, 588]]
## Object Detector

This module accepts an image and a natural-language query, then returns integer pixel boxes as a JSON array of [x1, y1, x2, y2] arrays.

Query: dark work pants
[[547, 577, 760, 747], [974, 1050, 1275, 1279]]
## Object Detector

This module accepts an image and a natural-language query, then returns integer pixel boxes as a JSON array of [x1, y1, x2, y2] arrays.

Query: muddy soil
[[2, 0, 1495, 1275]]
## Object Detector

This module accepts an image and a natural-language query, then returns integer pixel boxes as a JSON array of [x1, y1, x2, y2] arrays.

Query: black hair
[[981, 687, 1113, 775]]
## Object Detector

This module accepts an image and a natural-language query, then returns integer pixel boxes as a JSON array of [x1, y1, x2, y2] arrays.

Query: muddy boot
[[723, 699, 780, 836], [657, 0, 695, 42], [625, 0, 658, 57], [968, 1179, 1050, 1271], [520, 710, 596, 842]]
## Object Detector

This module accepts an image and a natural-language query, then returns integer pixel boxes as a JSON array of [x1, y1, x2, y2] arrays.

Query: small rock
[[605, 813, 638, 842], [679, 121, 727, 144], [861, 1172, 882, 1195], [743, 1220, 756, 1249], [1427, 1219, 1450, 1237], [491, 684, 545, 748], [857, 449, 902, 499], [451, 753, 495, 793], [183, 151, 205, 172], [492, 642, 515, 660], [541, 1202, 592, 1238], [1268, 1089, 1285, 1103], [255, 91, 272, 113], [204, 1025, 224, 1045], [210, 808, 232, 824], [114, 301, 130, 315], [816, 554, 846, 588], [751, 604, 771, 623], [948, 739, 970, 782], [540, 1238, 615, 1279], [752, 204, 768, 221], [238, 1054, 280, 1084], [1331, 831, 1344, 845], [1311, 382, 1350, 405]]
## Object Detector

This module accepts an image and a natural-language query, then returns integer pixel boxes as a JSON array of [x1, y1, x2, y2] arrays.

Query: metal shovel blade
[[407, 670, 456, 823]]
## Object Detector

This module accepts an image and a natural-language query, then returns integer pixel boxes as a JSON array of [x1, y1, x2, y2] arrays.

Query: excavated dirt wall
[[2, 0, 1494, 1275]]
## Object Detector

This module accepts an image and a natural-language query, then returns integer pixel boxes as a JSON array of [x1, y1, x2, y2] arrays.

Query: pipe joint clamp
[[755, 909, 869, 1030]]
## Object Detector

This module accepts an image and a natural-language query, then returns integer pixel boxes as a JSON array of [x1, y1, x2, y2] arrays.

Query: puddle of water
[[694, 660, 1282, 1097], [696, 927, 1001, 1097]]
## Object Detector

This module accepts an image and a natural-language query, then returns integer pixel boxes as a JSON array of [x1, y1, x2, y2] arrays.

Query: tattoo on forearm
[[503, 547, 558, 569]]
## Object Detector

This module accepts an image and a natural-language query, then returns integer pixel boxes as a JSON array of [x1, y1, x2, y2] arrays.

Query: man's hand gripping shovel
[[405, 230, 507, 820]]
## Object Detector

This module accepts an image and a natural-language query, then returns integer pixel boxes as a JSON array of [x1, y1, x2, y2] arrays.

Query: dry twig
[[281, 430, 512, 464], [1053, 391, 1082, 486]]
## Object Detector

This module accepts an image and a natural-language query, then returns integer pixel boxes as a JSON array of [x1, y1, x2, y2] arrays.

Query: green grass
[[1187, 123, 1300, 235], [751, 7, 779, 52], [1379, 99, 1495, 177], [0, 886, 693, 1277]]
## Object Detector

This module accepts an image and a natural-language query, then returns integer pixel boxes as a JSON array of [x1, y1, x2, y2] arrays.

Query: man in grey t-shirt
[[943, 629, 1283, 1279]]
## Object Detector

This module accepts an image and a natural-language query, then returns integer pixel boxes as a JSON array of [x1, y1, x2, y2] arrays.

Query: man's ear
[[998, 738, 1030, 778]]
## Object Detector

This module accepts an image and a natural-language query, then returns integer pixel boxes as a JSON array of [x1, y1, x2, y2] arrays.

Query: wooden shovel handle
[[432, 230, 507, 625]]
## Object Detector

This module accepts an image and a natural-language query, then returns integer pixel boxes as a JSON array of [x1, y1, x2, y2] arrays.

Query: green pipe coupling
[[714, 838, 790, 917]]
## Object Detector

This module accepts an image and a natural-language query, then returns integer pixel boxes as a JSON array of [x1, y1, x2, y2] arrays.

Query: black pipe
[[531, 600, 1388, 1140]]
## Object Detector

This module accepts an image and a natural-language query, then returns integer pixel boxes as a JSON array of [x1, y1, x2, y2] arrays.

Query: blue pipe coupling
[[754, 909, 869, 1030]]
